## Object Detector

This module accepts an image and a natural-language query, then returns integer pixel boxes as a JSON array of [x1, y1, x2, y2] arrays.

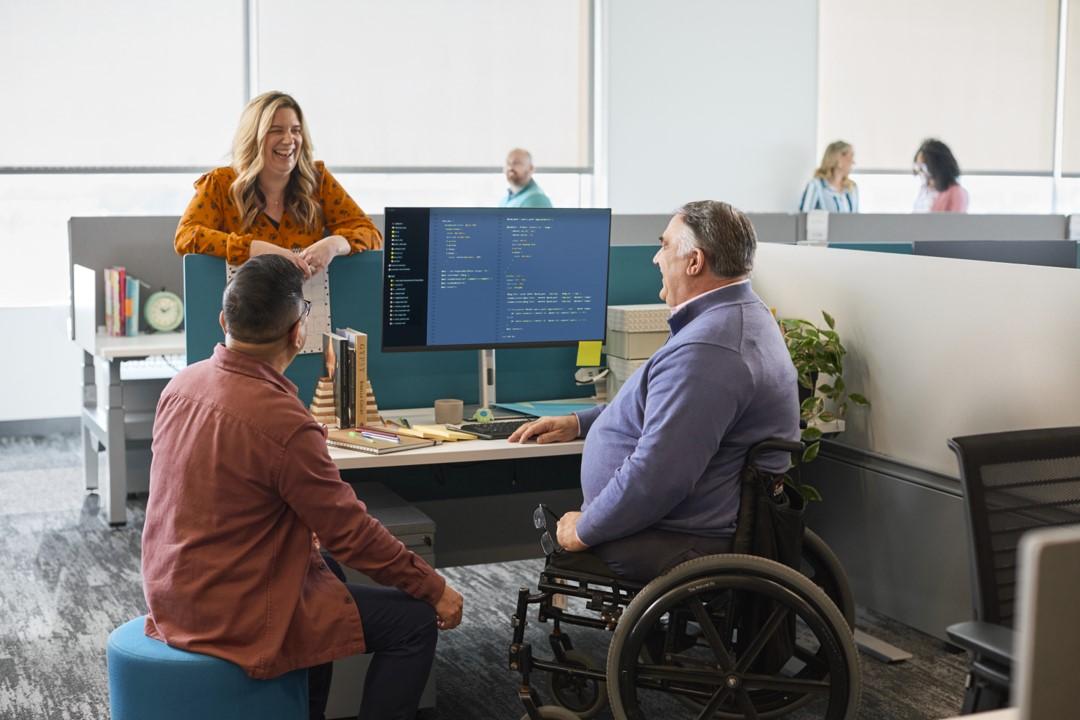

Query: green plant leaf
[[800, 483, 823, 502], [822, 311, 835, 329], [817, 383, 833, 394], [834, 376, 846, 393], [802, 441, 821, 463], [849, 393, 870, 406], [819, 411, 836, 423], [801, 426, 823, 442]]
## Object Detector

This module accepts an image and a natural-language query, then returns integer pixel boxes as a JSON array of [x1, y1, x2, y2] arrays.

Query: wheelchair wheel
[[545, 650, 608, 719], [606, 554, 860, 720], [519, 705, 582, 720], [801, 529, 856, 629]]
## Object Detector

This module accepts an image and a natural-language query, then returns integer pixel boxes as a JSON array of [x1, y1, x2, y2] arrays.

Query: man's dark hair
[[916, 138, 961, 191], [222, 255, 305, 343], [675, 200, 757, 277]]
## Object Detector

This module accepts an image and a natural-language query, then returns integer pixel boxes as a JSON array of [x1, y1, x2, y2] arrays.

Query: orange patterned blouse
[[174, 161, 381, 264]]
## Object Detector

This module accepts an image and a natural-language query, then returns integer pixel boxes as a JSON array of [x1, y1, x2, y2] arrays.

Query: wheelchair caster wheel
[[545, 650, 608, 718], [519, 705, 581, 720]]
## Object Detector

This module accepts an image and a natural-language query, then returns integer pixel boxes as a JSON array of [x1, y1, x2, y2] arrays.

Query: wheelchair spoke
[[742, 673, 832, 695], [734, 604, 789, 673], [695, 686, 734, 720], [734, 688, 759, 719], [688, 597, 736, 671]]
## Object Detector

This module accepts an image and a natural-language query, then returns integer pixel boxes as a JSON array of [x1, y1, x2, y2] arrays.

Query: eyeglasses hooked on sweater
[[533, 503, 564, 556]]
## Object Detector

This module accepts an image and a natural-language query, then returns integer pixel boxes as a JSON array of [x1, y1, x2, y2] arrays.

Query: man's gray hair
[[673, 200, 757, 277]]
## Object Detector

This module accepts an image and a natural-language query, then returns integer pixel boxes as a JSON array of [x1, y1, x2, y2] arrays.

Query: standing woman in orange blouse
[[175, 91, 380, 277]]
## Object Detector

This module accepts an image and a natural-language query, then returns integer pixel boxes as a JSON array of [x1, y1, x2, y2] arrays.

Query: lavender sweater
[[574, 283, 799, 547]]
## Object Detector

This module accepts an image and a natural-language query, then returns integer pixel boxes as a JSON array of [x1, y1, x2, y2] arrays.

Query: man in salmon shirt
[[142, 255, 464, 720]]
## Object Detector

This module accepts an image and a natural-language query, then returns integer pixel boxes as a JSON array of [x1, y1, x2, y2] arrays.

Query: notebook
[[326, 428, 435, 455]]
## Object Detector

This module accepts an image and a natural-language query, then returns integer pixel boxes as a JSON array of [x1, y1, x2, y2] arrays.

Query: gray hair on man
[[673, 200, 757, 278]]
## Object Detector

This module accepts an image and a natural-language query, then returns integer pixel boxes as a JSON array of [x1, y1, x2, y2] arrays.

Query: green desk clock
[[144, 290, 184, 332]]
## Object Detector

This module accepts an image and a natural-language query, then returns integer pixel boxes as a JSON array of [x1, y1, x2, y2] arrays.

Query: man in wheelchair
[[507, 201, 860, 719]]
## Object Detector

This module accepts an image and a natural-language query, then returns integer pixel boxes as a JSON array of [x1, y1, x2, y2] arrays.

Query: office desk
[[330, 414, 587, 567], [941, 710, 1017, 720], [79, 331, 185, 525]]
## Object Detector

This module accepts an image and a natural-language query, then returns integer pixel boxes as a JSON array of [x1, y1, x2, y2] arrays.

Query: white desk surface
[[330, 436, 584, 470], [87, 330, 185, 359], [329, 404, 590, 470], [941, 709, 1017, 720]]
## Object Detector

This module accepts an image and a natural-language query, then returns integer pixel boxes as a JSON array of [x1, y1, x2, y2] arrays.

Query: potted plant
[[780, 311, 869, 488]]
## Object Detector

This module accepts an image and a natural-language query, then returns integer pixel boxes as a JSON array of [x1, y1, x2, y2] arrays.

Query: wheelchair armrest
[[946, 620, 1015, 667]]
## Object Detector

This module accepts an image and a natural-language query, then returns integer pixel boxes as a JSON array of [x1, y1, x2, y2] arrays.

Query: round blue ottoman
[[107, 616, 308, 720]]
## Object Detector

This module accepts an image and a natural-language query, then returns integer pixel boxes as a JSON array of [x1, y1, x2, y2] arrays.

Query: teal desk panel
[[183, 246, 663, 409], [829, 243, 912, 254]]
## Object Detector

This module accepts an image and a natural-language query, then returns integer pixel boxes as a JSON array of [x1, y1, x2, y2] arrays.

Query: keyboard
[[456, 418, 532, 439], [120, 354, 187, 380]]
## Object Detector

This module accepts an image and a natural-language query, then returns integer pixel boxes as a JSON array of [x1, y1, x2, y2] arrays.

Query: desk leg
[[81, 351, 99, 492], [102, 359, 128, 526]]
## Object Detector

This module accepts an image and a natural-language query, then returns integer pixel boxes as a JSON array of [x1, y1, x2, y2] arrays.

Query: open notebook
[[326, 428, 435, 455]]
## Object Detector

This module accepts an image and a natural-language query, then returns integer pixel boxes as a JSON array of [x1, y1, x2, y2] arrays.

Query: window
[[819, 0, 1059, 173], [256, 0, 592, 170]]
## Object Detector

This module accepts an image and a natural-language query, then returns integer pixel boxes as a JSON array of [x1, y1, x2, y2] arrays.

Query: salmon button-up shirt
[[142, 344, 445, 679]]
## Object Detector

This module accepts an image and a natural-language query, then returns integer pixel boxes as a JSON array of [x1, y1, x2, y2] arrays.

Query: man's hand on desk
[[434, 584, 464, 630], [556, 511, 589, 552], [508, 415, 579, 444]]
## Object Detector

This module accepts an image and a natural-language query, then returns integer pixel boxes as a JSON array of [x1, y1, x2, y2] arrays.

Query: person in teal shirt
[[499, 148, 553, 208]]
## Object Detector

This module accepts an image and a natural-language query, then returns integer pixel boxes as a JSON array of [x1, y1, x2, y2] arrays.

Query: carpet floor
[[0, 433, 969, 719]]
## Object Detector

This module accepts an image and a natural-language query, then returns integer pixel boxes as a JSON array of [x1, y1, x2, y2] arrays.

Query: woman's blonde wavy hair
[[813, 140, 856, 191], [230, 91, 322, 233]]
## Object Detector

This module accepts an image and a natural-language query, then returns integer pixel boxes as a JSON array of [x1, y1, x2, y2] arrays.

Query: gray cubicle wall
[[827, 213, 1068, 244], [914, 240, 1078, 268], [610, 213, 799, 246], [68, 216, 186, 338]]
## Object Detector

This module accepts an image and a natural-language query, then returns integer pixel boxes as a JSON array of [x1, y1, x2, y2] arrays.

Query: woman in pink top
[[913, 138, 969, 213]]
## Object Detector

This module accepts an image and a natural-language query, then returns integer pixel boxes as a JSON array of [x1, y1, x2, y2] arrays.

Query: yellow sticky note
[[576, 340, 602, 367]]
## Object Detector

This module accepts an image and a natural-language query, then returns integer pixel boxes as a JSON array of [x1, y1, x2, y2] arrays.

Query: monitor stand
[[478, 348, 497, 410]]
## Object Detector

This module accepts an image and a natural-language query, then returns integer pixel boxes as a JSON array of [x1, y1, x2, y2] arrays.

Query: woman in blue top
[[799, 140, 859, 213]]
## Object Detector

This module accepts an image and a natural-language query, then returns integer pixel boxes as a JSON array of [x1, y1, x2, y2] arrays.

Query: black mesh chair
[[947, 427, 1080, 713]]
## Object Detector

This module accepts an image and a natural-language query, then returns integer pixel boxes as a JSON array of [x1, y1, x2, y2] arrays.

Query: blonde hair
[[813, 140, 856, 191], [230, 91, 321, 233]]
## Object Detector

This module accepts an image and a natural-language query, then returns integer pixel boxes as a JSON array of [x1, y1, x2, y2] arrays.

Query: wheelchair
[[508, 440, 861, 720]]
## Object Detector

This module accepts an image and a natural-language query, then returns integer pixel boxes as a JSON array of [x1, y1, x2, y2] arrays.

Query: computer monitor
[[382, 207, 611, 352]]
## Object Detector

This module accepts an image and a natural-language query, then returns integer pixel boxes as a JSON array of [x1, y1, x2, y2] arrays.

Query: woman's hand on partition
[[299, 235, 350, 275]]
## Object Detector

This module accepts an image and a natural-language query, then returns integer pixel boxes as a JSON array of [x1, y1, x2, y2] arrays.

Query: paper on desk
[[226, 259, 330, 354], [576, 340, 602, 366], [495, 401, 599, 417]]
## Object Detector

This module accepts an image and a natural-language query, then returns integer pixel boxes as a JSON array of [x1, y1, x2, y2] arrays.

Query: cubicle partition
[[753, 244, 1080, 639], [184, 246, 662, 409]]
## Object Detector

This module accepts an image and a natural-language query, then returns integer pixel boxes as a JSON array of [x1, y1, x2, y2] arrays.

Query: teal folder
[[495, 400, 600, 417]]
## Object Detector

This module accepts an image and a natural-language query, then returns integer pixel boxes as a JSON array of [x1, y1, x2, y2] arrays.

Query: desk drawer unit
[[326, 483, 437, 719]]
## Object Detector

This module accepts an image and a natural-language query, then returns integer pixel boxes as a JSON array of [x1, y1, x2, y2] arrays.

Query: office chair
[[946, 427, 1080, 714]]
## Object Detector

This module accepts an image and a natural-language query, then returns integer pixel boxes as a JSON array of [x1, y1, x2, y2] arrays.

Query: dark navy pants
[[308, 555, 437, 720]]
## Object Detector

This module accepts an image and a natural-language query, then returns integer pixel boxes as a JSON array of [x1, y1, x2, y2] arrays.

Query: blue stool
[[107, 616, 308, 719]]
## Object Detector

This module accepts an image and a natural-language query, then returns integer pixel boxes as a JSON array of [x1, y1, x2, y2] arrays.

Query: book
[[326, 428, 435, 455], [322, 332, 348, 427]]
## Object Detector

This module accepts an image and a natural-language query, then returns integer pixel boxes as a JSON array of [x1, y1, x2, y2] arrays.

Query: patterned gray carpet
[[0, 433, 969, 719]]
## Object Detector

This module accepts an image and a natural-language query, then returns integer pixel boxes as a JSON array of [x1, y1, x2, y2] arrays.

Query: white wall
[[753, 244, 1080, 477], [604, 0, 819, 214], [0, 307, 82, 422]]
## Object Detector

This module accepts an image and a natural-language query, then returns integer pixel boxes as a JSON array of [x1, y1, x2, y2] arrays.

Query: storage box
[[606, 355, 648, 399], [606, 303, 670, 333], [606, 329, 669, 360], [326, 483, 437, 719]]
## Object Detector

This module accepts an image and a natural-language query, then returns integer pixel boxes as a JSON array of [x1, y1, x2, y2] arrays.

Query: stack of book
[[103, 266, 146, 337], [318, 329, 381, 429]]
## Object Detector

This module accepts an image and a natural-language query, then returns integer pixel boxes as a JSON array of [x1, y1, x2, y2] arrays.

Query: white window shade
[[0, 1, 245, 168], [1064, 0, 1080, 175], [256, 0, 591, 170], [819, 0, 1059, 173]]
